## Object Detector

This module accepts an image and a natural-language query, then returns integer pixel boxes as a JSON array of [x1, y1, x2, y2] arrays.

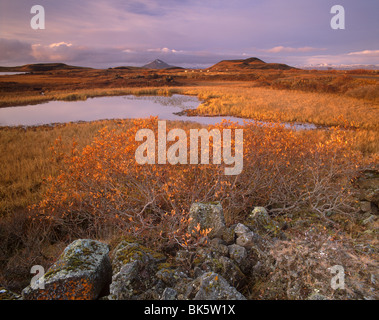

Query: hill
[[207, 57, 295, 71], [0, 63, 91, 72], [142, 59, 179, 69]]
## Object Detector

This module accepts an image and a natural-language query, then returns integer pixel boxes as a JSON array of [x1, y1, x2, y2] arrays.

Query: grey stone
[[210, 239, 229, 256], [228, 244, 247, 264], [161, 287, 177, 300], [236, 231, 257, 248], [234, 223, 250, 237], [156, 268, 189, 287], [192, 272, 246, 300], [22, 239, 112, 300], [308, 292, 328, 300], [188, 202, 226, 239], [108, 260, 140, 300], [221, 227, 236, 244], [360, 201, 372, 212]]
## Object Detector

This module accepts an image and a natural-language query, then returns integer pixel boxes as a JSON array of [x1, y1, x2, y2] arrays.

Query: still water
[[0, 94, 316, 129], [0, 72, 28, 76]]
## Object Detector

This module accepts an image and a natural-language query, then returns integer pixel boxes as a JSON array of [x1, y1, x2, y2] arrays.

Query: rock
[[209, 238, 229, 256], [251, 206, 269, 216], [191, 272, 246, 300], [193, 266, 204, 278], [109, 242, 162, 300], [108, 260, 140, 300], [354, 169, 379, 214], [112, 242, 157, 274], [217, 256, 246, 288], [234, 223, 250, 237], [228, 244, 247, 264], [221, 226, 236, 244], [161, 287, 177, 300], [188, 202, 226, 239], [0, 287, 21, 300], [236, 231, 258, 249], [191, 243, 246, 289], [308, 292, 328, 300], [156, 268, 189, 287], [246, 206, 280, 235], [360, 201, 372, 213], [22, 239, 112, 300]]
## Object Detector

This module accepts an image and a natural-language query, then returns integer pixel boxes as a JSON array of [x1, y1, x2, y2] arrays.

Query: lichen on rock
[[188, 202, 226, 239], [21, 239, 112, 300]]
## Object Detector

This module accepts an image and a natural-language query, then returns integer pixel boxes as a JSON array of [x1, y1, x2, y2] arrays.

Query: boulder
[[228, 244, 247, 264], [246, 206, 280, 235], [190, 272, 246, 300], [209, 238, 229, 256], [236, 231, 257, 248], [156, 268, 189, 287], [161, 287, 178, 300], [221, 226, 236, 244], [112, 242, 155, 274], [108, 242, 163, 300], [234, 223, 250, 237], [188, 202, 226, 238], [108, 260, 140, 300], [22, 239, 112, 300], [354, 169, 379, 214]]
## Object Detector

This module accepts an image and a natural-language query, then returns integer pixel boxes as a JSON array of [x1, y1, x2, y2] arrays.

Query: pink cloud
[[262, 46, 326, 53]]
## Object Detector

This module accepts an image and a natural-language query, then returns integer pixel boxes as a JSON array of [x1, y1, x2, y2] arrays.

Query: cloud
[[49, 42, 73, 48], [0, 38, 33, 63], [147, 47, 182, 53], [347, 50, 379, 56], [262, 46, 326, 53], [31, 42, 80, 61], [294, 49, 379, 66]]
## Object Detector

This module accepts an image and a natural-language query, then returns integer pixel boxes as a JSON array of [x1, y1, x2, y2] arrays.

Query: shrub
[[30, 118, 364, 250]]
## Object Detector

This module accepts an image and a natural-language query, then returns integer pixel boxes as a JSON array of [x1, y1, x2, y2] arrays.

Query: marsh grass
[[0, 120, 122, 215], [0, 87, 182, 107]]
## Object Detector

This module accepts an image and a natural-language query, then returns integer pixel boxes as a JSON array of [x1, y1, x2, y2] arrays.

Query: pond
[[0, 94, 317, 129], [0, 72, 28, 76]]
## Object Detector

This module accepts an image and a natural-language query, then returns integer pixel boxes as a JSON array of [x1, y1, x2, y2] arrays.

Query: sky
[[0, 0, 378, 68]]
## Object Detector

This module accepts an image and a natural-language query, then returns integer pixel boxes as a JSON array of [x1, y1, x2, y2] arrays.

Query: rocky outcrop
[[9, 205, 274, 300], [188, 202, 226, 238], [22, 239, 112, 300], [108, 241, 165, 300], [186, 272, 246, 300], [354, 169, 379, 215]]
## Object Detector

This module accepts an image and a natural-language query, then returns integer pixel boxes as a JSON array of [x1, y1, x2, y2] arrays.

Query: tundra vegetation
[[0, 63, 378, 299]]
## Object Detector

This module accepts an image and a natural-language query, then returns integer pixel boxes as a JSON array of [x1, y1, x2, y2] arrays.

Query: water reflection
[[0, 94, 317, 130], [0, 72, 28, 76]]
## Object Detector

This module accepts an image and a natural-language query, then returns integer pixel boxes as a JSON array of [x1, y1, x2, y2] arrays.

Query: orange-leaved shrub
[[31, 117, 364, 249]]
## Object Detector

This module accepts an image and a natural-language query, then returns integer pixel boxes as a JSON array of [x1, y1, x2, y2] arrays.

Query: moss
[[44, 241, 100, 281], [142, 246, 166, 262], [210, 258, 224, 272], [157, 262, 175, 271], [115, 246, 145, 265], [113, 242, 166, 267]]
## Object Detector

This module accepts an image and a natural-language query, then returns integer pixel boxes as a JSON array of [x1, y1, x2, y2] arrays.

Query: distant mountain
[[0, 63, 90, 72], [142, 59, 178, 69], [207, 57, 295, 71]]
